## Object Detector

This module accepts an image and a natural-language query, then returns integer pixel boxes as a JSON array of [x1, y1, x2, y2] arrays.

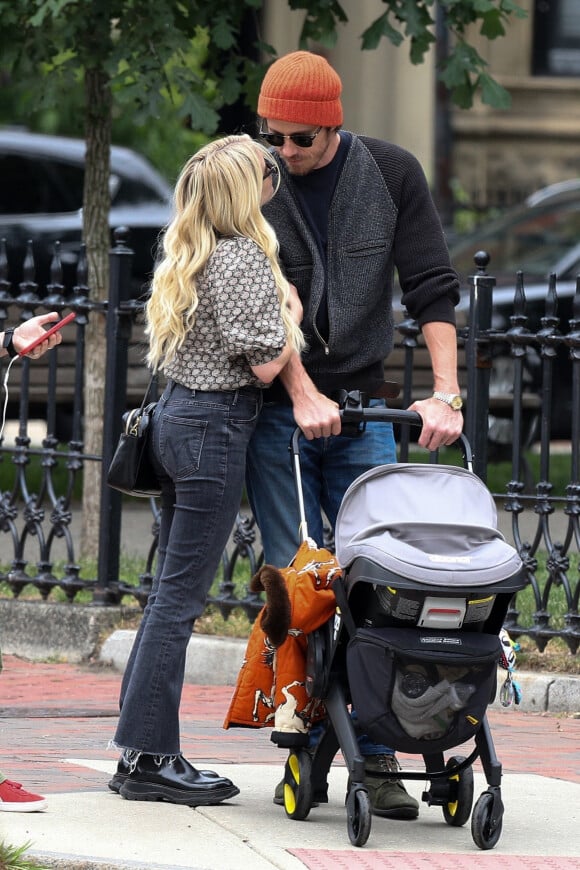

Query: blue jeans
[[246, 399, 397, 758], [246, 400, 397, 566], [115, 381, 262, 755]]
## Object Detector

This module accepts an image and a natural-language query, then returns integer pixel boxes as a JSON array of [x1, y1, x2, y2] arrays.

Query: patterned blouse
[[162, 236, 287, 390]]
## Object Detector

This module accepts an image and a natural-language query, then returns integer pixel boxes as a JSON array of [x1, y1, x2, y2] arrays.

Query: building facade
[[263, 0, 580, 219]]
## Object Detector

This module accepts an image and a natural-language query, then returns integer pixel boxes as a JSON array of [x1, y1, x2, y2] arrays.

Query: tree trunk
[[81, 66, 112, 561]]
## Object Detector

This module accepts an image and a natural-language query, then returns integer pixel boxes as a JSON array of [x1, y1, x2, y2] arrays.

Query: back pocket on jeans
[[160, 415, 208, 479]]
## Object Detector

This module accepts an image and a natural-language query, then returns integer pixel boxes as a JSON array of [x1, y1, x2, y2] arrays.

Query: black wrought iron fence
[[1, 235, 579, 652]]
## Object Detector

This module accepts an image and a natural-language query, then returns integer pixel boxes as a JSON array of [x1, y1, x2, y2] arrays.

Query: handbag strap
[[138, 373, 156, 413], [124, 374, 156, 437]]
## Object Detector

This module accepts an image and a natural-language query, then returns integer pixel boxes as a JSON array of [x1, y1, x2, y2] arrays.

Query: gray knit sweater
[[262, 133, 459, 397]]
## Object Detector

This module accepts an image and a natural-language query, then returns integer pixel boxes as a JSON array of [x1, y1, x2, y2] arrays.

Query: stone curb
[[99, 629, 247, 687], [100, 629, 580, 716], [2, 600, 580, 715]]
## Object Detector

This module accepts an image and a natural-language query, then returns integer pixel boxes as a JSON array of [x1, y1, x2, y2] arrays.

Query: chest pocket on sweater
[[344, 240, 389, 257], [333, 240, 391, 309]]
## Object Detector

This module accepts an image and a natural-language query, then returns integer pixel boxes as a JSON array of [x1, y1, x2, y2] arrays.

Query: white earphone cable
[[0, 357, 17, 442]]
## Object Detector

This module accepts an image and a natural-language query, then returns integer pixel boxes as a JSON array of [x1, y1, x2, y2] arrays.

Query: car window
[[113, 176, 168, 206], [0, 155, 84, 214], [451, 200, 580, 283]]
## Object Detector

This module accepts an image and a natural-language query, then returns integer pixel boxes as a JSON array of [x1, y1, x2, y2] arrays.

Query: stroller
[[272, 398, 527, 850]]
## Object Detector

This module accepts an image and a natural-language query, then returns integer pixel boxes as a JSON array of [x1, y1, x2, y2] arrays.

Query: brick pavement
[[0, 656, 281, 795], [2, 654, 580, 798], [2, 656, 580, 869]]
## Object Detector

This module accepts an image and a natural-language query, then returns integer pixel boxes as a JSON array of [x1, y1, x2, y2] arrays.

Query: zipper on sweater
[[312, 322, 330, 355]]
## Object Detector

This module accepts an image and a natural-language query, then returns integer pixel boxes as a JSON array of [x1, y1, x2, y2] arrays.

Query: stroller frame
[[271, 396, 527, 849]]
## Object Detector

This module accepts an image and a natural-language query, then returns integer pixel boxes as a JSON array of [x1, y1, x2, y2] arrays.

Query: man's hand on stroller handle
[[291, 401, 472, 468], [280, 361, 341, 439], [293, 390, 341, 439], [409, 397, 464, 452]]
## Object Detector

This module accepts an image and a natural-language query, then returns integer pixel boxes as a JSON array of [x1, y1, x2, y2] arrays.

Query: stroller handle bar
[[290, 404, 473, 544]]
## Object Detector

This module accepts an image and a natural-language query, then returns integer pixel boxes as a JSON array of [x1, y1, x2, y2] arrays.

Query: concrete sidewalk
[[1, 654, 580, 869]]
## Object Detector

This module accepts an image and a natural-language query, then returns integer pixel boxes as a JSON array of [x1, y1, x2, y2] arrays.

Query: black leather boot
[[118, 753, 240, 806], [108, 751, 133, 794]]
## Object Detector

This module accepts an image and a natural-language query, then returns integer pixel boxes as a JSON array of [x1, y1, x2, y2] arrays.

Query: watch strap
[[2, 328, 18, 359], [432, 391, 463, 410]]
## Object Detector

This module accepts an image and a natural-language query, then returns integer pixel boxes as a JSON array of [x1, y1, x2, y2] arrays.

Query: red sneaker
[[0, 779, 47, 812]]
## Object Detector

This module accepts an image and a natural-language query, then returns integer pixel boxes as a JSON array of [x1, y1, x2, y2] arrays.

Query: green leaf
[[29, 0, 76, 27], [409, 30, 436, 65], [219, 63, 243, 106], [501, 0, 528, 17], [361, 13, 404, 51], [399, 0, 435, 39], [480, 10, 505, 40], [211, 15, 236, 51], [181, 90, 221, 135], [288, 0, 347, 46], [471, 0, 496, 11], [479, 71, 512, 108], [450, 75, 477, 110]]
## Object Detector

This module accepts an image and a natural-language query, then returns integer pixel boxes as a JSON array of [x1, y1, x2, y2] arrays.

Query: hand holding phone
[[18, 312, 77, 357]]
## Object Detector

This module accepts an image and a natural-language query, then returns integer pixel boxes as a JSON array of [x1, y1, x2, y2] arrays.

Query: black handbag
[[107, 377, 161, 497]]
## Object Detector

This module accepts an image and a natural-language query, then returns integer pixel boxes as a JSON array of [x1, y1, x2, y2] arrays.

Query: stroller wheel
[[283, 750, 313, 821], [442, 755, 474, 827], [471, 789, 504, 850], [346, 784, 372, 847]]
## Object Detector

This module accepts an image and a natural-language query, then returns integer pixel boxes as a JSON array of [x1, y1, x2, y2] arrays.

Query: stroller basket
[[347, 625, 501, 754]]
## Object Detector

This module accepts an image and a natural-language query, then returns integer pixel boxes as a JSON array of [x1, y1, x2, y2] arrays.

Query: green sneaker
[[273, 776, 323, 807], [363, 754, 419, 820], [272, 776, 297, 806], [273, 777, 285, 806]]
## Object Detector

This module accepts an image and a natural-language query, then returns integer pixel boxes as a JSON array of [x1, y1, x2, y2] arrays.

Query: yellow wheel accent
[[288, 753, 300, 785], [447, 772, 460, 816], [442, 756, 474, 828], [284, 782, 297, 814], [283, 750, 313, 821]]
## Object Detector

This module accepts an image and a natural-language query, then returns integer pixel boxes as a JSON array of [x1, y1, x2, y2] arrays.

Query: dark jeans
[[115, 381, 262, 755], [246, 399, 396, 566], [246, 399, 397, 757]]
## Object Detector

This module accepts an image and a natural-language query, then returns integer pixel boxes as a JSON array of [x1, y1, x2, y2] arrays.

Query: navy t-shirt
[[290, 131, 351, 338]]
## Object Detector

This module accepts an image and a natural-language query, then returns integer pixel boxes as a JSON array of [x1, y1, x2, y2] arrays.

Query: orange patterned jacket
[[223, 540, 340, 734]]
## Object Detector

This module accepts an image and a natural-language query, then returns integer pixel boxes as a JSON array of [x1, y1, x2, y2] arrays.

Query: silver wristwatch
[[432, 391, 463, 411]]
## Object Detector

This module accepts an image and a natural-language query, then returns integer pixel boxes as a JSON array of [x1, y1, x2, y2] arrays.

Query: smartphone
[[18, 312, 77, 357]]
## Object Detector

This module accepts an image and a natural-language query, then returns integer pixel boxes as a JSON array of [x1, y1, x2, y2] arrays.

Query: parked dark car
[[0, 130, 174, 437], [0, 128, 173, 296], [449, 179, 580, 440]]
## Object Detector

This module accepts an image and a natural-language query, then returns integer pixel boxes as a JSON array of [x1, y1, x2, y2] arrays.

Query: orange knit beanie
[[258, 51, 343, 127]]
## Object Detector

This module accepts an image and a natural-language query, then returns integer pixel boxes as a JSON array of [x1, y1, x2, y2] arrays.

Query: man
[[247, 51, 463, 819], [245, 51, 464, 820]]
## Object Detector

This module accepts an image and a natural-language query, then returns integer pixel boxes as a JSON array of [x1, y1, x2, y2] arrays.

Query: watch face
[[451, 395, 463, 410]]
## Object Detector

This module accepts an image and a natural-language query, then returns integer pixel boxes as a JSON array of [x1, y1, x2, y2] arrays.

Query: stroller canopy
[[335, 463, 523, 587]]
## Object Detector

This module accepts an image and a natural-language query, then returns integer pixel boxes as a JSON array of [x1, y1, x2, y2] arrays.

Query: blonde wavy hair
[[145, 134, 304, 370]]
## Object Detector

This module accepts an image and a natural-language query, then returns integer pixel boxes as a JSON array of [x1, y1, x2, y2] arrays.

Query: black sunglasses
[[263, 163, 279, 181], [260, 127, 323, 148]]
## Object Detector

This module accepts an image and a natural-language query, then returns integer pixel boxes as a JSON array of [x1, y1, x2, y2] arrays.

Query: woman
[[109, 135, 304, 806]]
